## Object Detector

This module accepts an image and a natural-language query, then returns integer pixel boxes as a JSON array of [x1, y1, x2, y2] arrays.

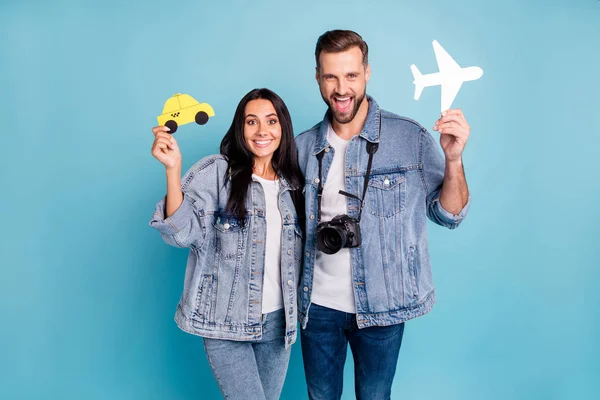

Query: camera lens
[[317, 225, 347, 255]]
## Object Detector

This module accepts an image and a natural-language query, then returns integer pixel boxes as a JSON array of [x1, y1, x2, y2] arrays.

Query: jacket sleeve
[[149, 193, 205, 249], [420, 129, 470, 229], [149, 159, 220, 248]]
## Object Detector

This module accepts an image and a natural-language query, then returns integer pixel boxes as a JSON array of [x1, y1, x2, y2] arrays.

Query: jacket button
[[303, 286, 309, 292], [324, 147, 330, 153], [223, 223, 230, 230], [384, 177, 390, 186], [309, 215, 315, 220], [314, 178, 320, 184], [287, 249, 292, 255], [305, 251, 310, 257], [287, 280, 293, 286]]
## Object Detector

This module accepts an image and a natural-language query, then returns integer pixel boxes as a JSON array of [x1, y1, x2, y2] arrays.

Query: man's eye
[[348, 74, 357, 79]]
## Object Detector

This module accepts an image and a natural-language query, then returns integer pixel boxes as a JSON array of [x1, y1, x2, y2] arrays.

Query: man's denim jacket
[[150, 155, 303, 348], [294, 96, 470, 329]]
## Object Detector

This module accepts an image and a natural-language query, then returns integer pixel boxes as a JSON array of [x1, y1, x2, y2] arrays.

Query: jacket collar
[[250, 173, 296, 191]]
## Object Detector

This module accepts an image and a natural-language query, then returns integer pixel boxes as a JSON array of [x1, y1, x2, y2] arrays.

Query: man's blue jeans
[[300, 304, 405, 400]]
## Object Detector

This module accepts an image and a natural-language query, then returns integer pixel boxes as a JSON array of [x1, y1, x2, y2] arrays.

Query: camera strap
[[357, 140, 378, 222], [315, 121, 379, 223]]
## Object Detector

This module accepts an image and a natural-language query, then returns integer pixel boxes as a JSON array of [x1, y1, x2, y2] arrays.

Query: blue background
[[1, 0, 599, 398]]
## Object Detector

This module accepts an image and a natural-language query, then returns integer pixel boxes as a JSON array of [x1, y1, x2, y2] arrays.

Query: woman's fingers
[[152, 126, 171, 136]]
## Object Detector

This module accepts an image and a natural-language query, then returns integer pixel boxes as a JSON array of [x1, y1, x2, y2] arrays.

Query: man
[[294, 30, 471, 400]]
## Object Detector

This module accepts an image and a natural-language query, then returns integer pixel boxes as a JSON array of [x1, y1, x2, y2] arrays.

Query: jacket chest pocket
[[367, 173, 406, 217], [212, 214, 247, 264]]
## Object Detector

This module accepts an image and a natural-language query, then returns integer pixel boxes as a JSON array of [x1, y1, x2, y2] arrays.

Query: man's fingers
[[434, 121, 465, 135], [438, 127, 469, 140], [435, 115, 466, 129], [442, 108, 465, 118], [435, 122, 461, 131], [435, 121, 469, 139], [438, 128, 468, 148], [437, 114, 463, 125]]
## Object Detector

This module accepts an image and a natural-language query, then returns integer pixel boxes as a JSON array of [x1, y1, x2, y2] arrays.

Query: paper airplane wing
[[432, 40, 461, 73], [440, 79, 463, 112]]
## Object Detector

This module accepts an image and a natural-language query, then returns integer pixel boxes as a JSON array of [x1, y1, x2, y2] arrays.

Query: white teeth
[[255, 140, 271, 145], [336, 97, 350, 101]]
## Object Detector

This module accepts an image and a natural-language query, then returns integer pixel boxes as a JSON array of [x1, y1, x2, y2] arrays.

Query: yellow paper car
[[156, 93, 215, 133]]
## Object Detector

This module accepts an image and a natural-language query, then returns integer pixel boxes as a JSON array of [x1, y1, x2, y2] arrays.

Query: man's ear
[[315, 67, 320, 83], [365, 64, 371, 84]]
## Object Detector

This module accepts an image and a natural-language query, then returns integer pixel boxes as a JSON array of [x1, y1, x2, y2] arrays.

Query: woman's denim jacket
[[294, 96, 470, 329], [150, 155, 303, 348]]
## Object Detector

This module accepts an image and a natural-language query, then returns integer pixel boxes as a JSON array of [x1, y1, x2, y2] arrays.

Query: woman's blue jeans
[[203, 308, 291, 400]]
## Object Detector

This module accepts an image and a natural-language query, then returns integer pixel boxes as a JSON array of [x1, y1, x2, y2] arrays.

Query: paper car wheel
[[164, 120, 178, 134], [195, 111, 209, 125]]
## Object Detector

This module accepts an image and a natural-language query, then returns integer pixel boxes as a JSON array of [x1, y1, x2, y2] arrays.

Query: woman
[[149, 88, 304, 399]]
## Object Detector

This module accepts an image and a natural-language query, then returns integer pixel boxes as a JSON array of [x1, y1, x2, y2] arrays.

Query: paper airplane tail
[[410, 64, 424, 100]]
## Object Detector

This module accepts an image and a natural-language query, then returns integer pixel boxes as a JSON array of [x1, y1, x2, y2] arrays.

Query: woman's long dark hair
[[219, 88, 305, 226]]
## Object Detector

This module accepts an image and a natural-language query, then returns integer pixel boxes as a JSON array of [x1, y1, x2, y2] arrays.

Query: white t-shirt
[[253, 174, 284, 314], [311, 124, 356, 314]]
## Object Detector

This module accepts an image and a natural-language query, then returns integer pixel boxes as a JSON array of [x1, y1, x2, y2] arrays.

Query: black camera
[[316, 214, 362, 255], [314, 136, 378, 255]]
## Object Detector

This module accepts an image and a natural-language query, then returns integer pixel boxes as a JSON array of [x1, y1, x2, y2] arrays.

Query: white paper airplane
[[411, 40, 483, 112]]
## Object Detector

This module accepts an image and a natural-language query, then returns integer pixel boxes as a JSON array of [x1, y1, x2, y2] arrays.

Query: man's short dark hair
[[315, 30, 369, 70]]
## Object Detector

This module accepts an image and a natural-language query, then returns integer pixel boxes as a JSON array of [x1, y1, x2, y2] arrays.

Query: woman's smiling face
[[243, 99, 282, 163]]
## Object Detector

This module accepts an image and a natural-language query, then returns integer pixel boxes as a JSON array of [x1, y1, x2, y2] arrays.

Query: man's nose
[[336, 80, 348, 95]]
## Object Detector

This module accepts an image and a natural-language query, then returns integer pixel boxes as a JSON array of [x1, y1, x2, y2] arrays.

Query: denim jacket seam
[[169, 195, 205, 247], [383, 113, 427, 130], [171, 230, 187, 248], [418, 129, 429, 196], [358, 289, 435, 316], [181, 155, 225, 190], [165, 217, 179, 232]]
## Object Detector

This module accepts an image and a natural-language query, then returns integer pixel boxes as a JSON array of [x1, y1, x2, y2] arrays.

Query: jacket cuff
[[432, 195, 471, 226], [149, 194, 195, 235]]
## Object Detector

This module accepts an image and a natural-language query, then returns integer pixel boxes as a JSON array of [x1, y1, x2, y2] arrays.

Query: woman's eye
[[247, 120, 256, 125], [268, 119, 278, 125]]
